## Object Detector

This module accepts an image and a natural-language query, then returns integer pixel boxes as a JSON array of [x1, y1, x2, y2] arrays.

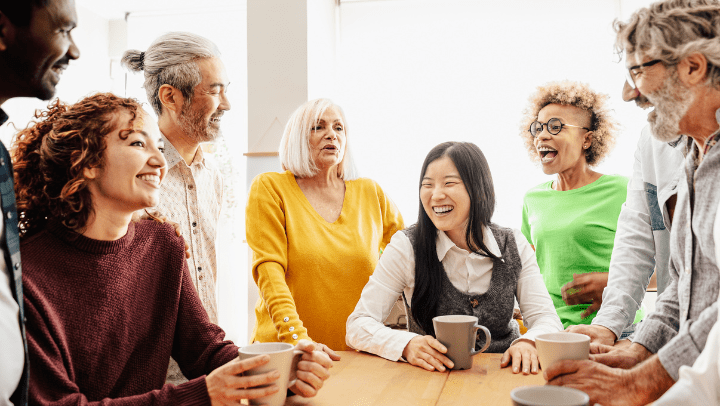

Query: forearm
[[255, 262, 310, 343], [626, 355, 675, 405]]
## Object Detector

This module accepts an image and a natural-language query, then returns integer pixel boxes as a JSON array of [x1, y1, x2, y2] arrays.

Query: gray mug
[[432, 315, 491, 370]]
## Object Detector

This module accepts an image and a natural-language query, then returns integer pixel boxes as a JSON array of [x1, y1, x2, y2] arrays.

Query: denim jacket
[[591, 126, 686, 339], [0, 109, 27, 406]]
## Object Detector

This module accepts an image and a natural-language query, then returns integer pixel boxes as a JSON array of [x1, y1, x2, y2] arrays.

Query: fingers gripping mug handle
[[470, 325, 491, 355], [287, 350, 304, 388]]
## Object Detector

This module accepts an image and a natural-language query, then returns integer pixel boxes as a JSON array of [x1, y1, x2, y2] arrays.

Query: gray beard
[[646, 71, 694, 143], [178, 103, 221, 143]]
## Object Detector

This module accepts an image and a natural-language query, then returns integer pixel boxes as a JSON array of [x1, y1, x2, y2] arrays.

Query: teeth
[[433, 205, 453, 214], [138, 174, 160, 186], [537, 147, 556, 152]]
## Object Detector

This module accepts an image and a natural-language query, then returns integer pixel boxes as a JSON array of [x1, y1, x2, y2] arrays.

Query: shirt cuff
[[175, 375, 212, 405], [657, 332, 702, 381], [632, 318, 677, 355], [591, 306, 631, 340]]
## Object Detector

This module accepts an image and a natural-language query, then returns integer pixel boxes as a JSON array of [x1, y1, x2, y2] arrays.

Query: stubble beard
[[178, 101, 222, 143], [646, 70, 694, 143]]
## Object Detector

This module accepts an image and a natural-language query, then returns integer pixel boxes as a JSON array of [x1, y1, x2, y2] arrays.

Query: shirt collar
[[435, 225, 502, 261], [160, 132, 205, 169], [0, 108, 8, 126]]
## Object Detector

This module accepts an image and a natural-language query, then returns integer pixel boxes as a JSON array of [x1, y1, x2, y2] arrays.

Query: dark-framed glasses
[[626, 59, 662, 89], [529, 118, 590, 137]]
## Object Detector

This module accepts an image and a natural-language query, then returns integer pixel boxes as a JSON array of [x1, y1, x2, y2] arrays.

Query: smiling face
[[0, 0, 80, 101], [178, 57, 231, 143], [420, 156, 471, 248], [626, 53, 695, 143], [85, 110, 167, 215], [533, 103, 592, 176], [309, 105, 346, 172]]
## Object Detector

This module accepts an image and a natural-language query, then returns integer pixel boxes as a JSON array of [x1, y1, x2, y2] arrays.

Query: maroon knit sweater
[[22, 220, 238, 405]]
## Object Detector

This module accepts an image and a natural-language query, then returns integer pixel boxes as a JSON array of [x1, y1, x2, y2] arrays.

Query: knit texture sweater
[[247, 171, 403, 350], [23, 220, 238, 405]]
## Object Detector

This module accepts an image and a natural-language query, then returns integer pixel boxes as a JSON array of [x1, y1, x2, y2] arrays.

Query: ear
[[83, 166, 98, 180], [583, 131, 594, 149], [678, 52, 708, 87], [0, 11, 16, 52], [158, 84, 184, 115]]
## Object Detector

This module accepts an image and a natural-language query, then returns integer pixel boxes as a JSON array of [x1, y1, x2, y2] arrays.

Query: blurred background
[[0, 0, 658, 343]]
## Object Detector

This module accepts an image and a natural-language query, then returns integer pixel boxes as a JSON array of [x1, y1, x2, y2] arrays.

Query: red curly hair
[[12, 93, 143, 238]]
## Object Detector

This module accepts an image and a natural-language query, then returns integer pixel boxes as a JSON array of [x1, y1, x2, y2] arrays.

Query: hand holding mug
[[289, 340, 333, 398], [402, 335, 454, 372], [206, 355, 280, 406]]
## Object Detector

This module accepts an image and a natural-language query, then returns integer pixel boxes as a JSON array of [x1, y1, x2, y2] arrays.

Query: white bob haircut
[[279, 98, 358, 180]]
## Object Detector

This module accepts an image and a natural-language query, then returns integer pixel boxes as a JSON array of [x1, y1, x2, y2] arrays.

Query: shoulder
[[348, 177, 383, 193], [251, 171, 293, 188], [133, 220, 186, 255], [523, 181, 552, 201], [599, 174, 629, 190]]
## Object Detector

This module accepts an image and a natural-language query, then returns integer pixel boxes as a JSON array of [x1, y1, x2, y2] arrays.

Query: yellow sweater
[[246, 171, 404, 350]]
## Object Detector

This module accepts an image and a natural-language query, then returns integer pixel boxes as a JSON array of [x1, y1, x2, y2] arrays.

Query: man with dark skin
[[0, 1, 79, 404], [546, 1, 720, 405]]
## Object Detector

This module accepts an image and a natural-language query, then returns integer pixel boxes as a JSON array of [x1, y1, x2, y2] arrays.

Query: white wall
[[337, 0, 655, 229]]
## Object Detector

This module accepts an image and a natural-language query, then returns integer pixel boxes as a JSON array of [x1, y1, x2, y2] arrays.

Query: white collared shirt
[[346, 226, 562, 361]]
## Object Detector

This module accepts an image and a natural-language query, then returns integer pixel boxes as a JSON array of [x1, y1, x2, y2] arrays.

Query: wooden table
[[287, 351, 545, 405]]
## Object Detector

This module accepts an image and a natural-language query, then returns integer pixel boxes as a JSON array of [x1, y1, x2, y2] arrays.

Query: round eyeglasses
[[529, 118, 590, 137]]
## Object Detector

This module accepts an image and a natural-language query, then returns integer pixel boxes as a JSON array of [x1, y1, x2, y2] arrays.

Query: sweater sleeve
[[171, 251, 240, 379], [246, 174, 310, 344], [374, 181, 404, 253], [25, 291, 212, 406]]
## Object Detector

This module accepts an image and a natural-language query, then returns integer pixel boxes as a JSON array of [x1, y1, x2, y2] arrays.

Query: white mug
[[535, 332, 590, 372], [238, 342, 303, 406]]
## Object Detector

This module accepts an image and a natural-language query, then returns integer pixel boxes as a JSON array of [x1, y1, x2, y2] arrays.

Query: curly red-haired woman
[[15, 93, 331, 405]]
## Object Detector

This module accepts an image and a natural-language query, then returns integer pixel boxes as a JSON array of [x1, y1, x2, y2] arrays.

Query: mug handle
[[470, 325, 491, 355], [286, 350, 304, 388]]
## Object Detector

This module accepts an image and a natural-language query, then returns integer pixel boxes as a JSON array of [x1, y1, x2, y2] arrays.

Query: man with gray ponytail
[[122, 32, 230, 385], [0, 0, 79, 404]]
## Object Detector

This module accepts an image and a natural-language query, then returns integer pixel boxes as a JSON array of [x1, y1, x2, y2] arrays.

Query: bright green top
[[521, 175, 641, 328]]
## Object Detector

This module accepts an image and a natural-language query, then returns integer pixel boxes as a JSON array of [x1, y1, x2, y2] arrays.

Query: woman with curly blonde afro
[[518, 81, 638, 330]]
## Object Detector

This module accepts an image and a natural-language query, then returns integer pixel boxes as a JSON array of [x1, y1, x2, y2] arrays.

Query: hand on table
[[501, 339, 539, 375], [402, 335, 453, 372], [561, 272, 609, 318], [544, 359, 637, 406], [207, 355, 280, 405], [590, 342, 650, 369], [289, 340, 333, 398], [565, 324, 617, 346]]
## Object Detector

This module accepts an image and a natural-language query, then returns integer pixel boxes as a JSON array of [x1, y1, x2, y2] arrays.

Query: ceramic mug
[[535, 332, 590, 372], [432, 315, 491, 370], [238, 342, 303, 406], [511, 385, 590, 406]]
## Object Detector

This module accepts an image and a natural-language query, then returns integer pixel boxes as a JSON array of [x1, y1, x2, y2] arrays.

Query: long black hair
[[410, 142, 498, 335]]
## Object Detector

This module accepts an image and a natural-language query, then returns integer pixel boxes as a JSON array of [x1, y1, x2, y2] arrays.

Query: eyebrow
[[422, 174, 461, 180]]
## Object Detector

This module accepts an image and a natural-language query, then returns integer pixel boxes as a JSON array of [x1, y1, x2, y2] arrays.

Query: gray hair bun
[[121, 50, 145, 72]]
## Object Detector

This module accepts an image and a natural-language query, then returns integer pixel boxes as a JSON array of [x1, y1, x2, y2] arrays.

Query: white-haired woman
[[246, 98, 404, 351]]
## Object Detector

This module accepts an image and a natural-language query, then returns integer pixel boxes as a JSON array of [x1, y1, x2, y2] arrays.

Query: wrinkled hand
[[313, 342, 341, 361], [545, 359, 637, 406], [561, 272, 609, 318], [500, 339, 538, 375], [289, 340, 333, 398], [402, 335, 453, 372], [207, 355, 279, 406], [135, 209, 190, 259], [590, 343, 650, 369], [565, 324, 616, 346]]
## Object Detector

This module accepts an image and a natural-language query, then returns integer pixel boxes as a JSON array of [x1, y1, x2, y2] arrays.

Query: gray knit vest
[[402, 223, 521, 353]]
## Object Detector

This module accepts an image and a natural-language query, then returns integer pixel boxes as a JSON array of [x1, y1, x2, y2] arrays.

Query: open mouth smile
[[433, 205, 454, 215], [137, 174, 161, 187], [537, 146, 558, 163]]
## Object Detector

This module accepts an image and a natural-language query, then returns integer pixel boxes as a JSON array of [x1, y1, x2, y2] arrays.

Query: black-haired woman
[[346, 142, 562, 375]]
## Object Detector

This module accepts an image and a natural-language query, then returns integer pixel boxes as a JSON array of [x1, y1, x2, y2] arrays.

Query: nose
[[534, 126, 551, 142], [149, 146, 167, 169], [325, 129, 338, 140], [431, 185, 446, 201], [219, 90, 231, 112], [67, 34, 80, 61], [622, 80, 639, 102]]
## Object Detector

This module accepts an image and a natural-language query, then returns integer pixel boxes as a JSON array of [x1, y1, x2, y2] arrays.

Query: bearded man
[[544, 1, 720, 405], [122, 32, 230, 384]]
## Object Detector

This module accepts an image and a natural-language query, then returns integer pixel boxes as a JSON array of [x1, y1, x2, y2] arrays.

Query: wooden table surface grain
[[286, 350, 545, 406]]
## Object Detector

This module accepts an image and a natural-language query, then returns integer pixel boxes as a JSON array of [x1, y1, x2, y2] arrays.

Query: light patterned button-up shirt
[[157, 134, 223, 384]]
